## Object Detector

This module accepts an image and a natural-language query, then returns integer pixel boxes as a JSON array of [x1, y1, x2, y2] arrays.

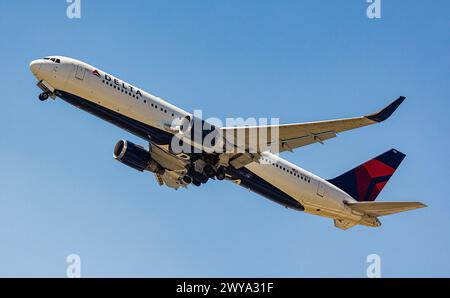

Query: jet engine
[[113, 139, 164, 174]]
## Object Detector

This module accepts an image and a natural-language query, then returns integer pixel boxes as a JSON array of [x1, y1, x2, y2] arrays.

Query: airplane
[[29, 56, 426, 230]]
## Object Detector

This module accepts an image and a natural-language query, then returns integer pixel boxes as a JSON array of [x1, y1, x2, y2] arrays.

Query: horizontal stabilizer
[[347, 201, 427, 217]]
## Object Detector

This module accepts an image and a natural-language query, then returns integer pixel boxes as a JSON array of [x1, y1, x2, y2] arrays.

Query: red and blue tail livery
[[328, 149, 406, 202]]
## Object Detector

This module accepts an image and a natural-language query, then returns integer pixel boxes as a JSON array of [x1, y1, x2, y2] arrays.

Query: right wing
[[220, 96, 406, 154]]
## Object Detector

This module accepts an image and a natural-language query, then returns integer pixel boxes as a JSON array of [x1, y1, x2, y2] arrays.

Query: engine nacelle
[[113, 139, 164, 174]]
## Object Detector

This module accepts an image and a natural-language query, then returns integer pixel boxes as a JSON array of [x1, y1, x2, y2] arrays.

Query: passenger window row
[[261, 157, 311, 183]]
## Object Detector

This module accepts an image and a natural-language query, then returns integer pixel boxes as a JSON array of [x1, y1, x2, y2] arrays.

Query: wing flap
[[154, 173, 164, 186], [280, 130, 337, 151]]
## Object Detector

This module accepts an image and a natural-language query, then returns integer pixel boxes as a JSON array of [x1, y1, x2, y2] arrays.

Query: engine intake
[[113, 139, 163, 174]]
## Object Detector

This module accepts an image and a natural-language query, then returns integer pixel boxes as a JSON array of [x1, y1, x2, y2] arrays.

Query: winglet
[[366, 96, 406, 122]]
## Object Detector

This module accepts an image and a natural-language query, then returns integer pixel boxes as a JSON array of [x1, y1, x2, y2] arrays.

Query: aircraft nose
[[29, 60, 41, 76]]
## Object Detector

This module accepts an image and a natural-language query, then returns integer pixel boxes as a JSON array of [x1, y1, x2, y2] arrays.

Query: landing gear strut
[[203, 164, 216, 178], [216, 167, 226, 181], [38, 92, 49, 101]]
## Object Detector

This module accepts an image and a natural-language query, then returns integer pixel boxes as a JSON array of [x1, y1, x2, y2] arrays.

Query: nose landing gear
[[36, 80, 56, 101], [38, 92, 49, 101]]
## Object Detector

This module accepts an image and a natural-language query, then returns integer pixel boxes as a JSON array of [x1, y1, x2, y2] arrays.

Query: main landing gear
[[203, 164, 216, 178], [183, 164, 226, 186], [203, 164, 227, 181], [215, 167, 226, 181], [38, 92, 49, 101]]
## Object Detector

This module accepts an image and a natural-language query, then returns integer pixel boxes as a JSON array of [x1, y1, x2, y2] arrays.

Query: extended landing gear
[[36, 80, 56, 101], [203, 164, 226, 180], [182, 175, 192, 184], [215, 167, 226, 181], [38, 92, 49, 101], [186, 159, 227, 187], [187, 166, 226, 187], [203, 164, 216, 178], [187, 170, 209, 187], [185, 175, 202, 187]]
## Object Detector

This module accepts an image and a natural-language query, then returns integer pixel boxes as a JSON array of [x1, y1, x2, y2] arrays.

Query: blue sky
[[0, 0, 449, 277]]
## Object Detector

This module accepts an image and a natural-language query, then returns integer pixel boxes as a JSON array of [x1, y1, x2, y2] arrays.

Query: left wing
[[149, 143, 190, 190], [220, 96, 405, 154]]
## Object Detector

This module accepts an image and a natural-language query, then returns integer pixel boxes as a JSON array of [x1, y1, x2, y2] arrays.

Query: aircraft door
[[75, 65, 86, 80], [317, 181, 326, 197]]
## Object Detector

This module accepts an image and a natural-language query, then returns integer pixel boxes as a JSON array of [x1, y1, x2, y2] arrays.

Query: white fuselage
[[30, 56, 369, 225]]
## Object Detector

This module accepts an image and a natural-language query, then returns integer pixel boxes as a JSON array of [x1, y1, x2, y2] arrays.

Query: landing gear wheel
[[203, 164, 216, 178], [216, 167, 226, 181], [38, 92, 49, 101], [182, 176, 192, 184]]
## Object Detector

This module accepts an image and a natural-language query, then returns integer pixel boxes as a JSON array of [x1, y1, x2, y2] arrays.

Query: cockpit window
[[43, 57, 61, 63]]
